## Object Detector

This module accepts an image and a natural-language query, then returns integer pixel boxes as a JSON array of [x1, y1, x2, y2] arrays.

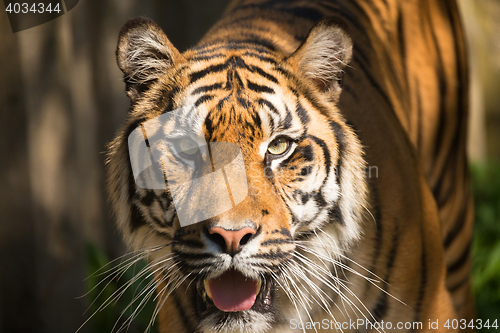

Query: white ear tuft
[[116, 17, 184, 100], [288, 18, 353, 101]]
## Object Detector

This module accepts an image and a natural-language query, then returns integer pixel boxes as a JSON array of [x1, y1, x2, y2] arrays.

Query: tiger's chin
[[195, 272, 276, 333]]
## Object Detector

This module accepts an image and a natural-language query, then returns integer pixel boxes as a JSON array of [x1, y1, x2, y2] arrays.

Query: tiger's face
[[108, 17, 367, 332]]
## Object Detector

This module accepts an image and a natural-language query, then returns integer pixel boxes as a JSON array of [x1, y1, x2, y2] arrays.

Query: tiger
[[106, 0, 474, 332]]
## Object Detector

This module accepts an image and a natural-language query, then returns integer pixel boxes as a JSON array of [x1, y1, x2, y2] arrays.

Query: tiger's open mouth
[[196, 269, 274, 315]]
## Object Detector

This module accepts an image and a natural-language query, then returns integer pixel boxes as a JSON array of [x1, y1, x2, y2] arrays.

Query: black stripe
[[299, 144, 314, 162], [300, 191, 310, 204], [251, 111, 262, 130], [279, 228, 292, 237], [327, 205, 344, 225], [251, 249, 292, 260], [149, 86, 168, 109], [385, 227, 400, 272], [150, 214, 166, 229], [247, 80, 274, 94], [307, 135, 331, 178], [189, 62, 228, 84], [329, 121, 346, 187], [249, 65, 279, 84], [226, 68, 244, 90], [189, 53, 225, 62], [313, 191, 327, 208], [258, 98, 279, 115], [192, 83, 224, 95], [194, 94, 214, 107], [306, 135, 334, 216], [296, 102, 310, 125], [129, 202, 146, 232], [237, 96, 250, 108], [292, 189, 308, 204], [433, 166, 458, 208], [139, 190, 157, 206], [447, 241, 471, 274], [156, 193, 168, 211], [432, 2, 469, 212], [279, 108, 293, 130], [204, 115, 213, 134], [278, 144, 313, 169], [294, 226, 324, 240], [163, 86, 181, 113], [371, 293, 388, 323], [261, 238, 293, 246], [300, 166, 312, 176]]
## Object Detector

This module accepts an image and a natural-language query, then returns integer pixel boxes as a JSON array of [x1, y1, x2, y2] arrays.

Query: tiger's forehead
[[173, 51, 305, 149], [182, 51, 285, 102], [185, 45, 283, 72]]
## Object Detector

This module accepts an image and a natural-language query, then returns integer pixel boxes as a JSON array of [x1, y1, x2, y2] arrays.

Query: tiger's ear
[[116, 17, 185, 100], [287, 18, 352, 102]]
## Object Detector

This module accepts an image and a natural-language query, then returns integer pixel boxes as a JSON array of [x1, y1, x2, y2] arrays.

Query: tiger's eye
[[179, 138, 199, 155], [267, 137, 289, 155]]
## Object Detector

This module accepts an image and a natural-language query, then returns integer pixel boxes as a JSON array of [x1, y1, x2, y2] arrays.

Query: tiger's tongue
[[208, 269, 257, 312]]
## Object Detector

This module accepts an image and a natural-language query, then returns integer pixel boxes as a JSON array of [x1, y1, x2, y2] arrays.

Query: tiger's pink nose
[[209, 227, 256, 254]]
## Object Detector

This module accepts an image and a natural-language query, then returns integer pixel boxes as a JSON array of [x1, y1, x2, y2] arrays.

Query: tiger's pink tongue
[[208, 269, 257, 312]]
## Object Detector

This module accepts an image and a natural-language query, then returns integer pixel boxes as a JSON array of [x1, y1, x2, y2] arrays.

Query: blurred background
[[0, 0, 499, 332]]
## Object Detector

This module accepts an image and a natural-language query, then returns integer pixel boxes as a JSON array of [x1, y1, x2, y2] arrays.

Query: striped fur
[[107, 0, 474, 332]]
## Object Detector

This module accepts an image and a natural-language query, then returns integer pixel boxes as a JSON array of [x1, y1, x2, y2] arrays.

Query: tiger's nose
[[209, 227, 256, 254]]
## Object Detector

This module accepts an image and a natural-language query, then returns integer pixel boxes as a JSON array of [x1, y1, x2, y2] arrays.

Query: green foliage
[[85, 243, 159, 333], [471, 161, 500, 328]]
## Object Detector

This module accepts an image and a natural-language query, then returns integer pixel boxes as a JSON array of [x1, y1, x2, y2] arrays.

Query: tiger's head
[[107, 17, 367, 333]]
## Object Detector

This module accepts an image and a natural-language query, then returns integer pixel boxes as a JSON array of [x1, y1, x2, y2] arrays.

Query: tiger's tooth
[[256, 279, 262, 295], [204, 280, 212, 299]]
